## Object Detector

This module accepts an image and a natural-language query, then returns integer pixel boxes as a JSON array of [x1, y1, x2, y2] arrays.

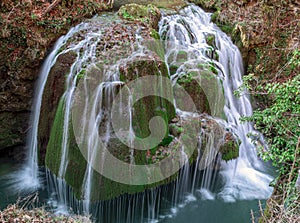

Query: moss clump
[[169, 64, 179, 76], [150, 29, 160, 40], [76, 69, 86, 81], [169, 124, 184, 137], [220, 140, 239, 161], [118, 4, 161, 29], [206, 34, 216, 47]]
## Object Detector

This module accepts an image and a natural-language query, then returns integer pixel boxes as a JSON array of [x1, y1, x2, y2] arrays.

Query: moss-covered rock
[[42, 4, 239, 202], [176, 67, 223, 116], [44, 30, 179, 201], [119, 54, 175, 139], [114, 0, 187, 10], [118, 4, 161, 29], [177, 72, 210, 114], [199, 116, 239, 163], [219, 132, 239, 161]]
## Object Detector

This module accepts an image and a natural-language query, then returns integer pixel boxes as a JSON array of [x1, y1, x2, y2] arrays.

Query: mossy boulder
[[219, 132, 239, 161], [169, 114, 239, 168], [199, 116, 239, 163], [119, 53, 175, 139], [177, 71, 210, 114], [176, 67, 224, 116], [44, 46, 178, 201], [118, 4, 161, 29], [45, 96, 88, 198], [42, 7, 236, 202], [114, 0, 187, 10]]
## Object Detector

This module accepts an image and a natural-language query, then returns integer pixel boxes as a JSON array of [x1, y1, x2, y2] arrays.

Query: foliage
[[240, 49, 300, 222], [241, 75, 299, 175]]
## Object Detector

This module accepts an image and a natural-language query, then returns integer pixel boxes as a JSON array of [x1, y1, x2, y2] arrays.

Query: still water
[[0, 156, 269, 223]]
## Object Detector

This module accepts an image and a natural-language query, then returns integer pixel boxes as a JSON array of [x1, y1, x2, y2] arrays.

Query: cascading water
[[159, 5, 273, 202], [9, 23, 89, 192], [16, 4, 274, 223]]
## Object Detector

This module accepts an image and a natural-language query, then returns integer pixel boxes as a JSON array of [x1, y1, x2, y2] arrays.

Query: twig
[[43, 0, 62, 15], [2, 2, 21, 37], [251, 209, 255, 223], [258, 200, 265, 221], [286, 136, 300, 195]]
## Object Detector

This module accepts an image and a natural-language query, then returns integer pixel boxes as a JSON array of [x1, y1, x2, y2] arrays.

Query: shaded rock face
[[0, 55, 39, 153], [176, 71, 211, 115], [183, 114, 239, 165], [0, 112, 29, 159]]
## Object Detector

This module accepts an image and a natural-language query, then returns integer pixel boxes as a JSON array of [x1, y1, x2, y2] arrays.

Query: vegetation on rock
[[118, 3, 161, 29]]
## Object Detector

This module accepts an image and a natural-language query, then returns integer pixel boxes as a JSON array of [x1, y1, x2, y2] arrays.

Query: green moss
[[209, 62, 218, 74], [169, 124, 183, 137], [64, 118, 87, 199], [120, 57, 175, 140], [45, 98, 65, 175], [206, 34, 216, 47], [220, 140, 239, 161], [177, 71, 198, 84], [45, 97, 87, 200], [159, 135, 174, 147], [211, 11, 219, 22], [77, 68, 86, 80], [177, 71, 211, 114], [118, 4, 160, 28], [150, 29, 160, 40], [169, 64, 179, 76], [219, 23, 234, 35]]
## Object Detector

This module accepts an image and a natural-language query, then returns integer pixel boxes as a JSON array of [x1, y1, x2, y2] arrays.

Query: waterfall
[[19, 4, 273, 222], [9, 23, 90, 192], [159, 5, 273, 202]]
